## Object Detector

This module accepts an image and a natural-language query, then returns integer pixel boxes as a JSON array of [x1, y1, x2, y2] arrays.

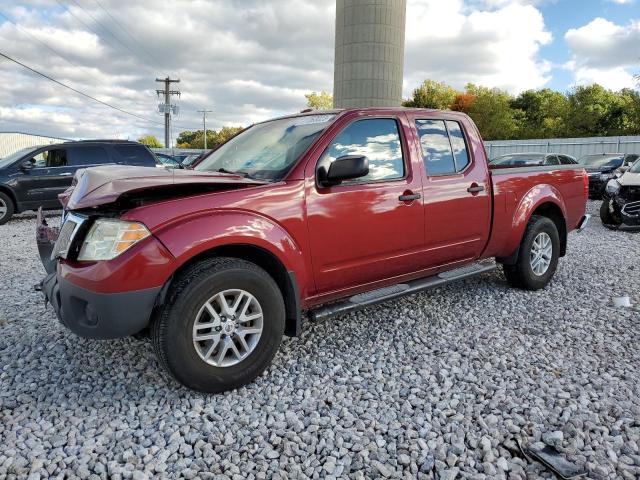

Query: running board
[[310, 261, 496, 321]]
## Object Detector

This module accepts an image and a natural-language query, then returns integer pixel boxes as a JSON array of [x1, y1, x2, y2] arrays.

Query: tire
[[151, 257, 285, 393], [503, 215, 560, 291], [600, 200, 622, 230], [0, 191, 15, 225]]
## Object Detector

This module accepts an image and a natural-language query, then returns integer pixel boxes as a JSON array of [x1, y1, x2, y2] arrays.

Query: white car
[[601, 158, 640, 229]]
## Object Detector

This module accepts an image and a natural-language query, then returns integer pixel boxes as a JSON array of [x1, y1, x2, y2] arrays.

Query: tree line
[[138, 80, 640, 148], [307, 81, 640, 141]]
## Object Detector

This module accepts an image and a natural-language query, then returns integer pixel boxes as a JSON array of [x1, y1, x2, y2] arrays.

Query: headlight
[[78, 219, 151, 261], [605, 179, 621, 195], [599, 172, 614, 181]]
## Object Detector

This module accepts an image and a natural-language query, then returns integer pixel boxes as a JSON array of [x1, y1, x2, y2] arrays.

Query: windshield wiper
[[217, 167, 246, 176]]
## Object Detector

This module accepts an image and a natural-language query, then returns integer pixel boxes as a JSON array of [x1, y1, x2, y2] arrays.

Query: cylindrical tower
[[333, 0, 407, 108]]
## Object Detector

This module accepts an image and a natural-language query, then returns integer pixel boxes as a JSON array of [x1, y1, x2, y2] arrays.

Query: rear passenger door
[[411, 116, 491, 267]]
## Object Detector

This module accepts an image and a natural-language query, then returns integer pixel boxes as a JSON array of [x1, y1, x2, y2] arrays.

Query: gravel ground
[[1, 202, 639, 480]]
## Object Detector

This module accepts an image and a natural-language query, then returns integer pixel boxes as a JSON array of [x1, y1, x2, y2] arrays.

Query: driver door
[[17, 147, 74, 209], [305, 116, 425, 295]]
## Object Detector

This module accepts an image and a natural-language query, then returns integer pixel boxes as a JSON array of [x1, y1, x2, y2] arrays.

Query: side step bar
[[310, 261, 496, 321]]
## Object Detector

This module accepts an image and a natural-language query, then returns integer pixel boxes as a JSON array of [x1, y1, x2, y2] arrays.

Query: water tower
[[333, 0, 407, 108]]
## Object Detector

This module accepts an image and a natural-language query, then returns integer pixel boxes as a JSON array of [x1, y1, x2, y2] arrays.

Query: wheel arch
[[158, 243, 302, 337], [498, 186, 568, 265], [0, 185, 18, 211]]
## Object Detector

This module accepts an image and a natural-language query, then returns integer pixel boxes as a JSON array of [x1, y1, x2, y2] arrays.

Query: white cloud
[[607, 0, 634, 4], [564, 17, 640, 90], [0, 0, 554, 140], [404, 0, 553, 95]]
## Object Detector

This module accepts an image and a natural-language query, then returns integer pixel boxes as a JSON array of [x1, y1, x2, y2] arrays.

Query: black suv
[[0, 140, 157, 224]]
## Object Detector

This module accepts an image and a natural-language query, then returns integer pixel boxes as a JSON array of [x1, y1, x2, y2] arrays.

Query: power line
[[91, 0, 163, 68], [0, 9, 150, 112], [0, 50, 166, 126], [66, 0, 147, 64]]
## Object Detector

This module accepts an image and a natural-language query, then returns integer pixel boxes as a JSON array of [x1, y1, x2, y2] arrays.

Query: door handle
[[399, 193, 421, 202], [467, 184, 485, 194]]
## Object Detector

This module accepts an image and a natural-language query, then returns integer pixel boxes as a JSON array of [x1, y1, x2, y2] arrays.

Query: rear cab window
[[319, 118, 405, 184], [415, 119, 470, 176]]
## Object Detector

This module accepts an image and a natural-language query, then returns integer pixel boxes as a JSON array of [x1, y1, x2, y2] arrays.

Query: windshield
[[195, 114, 336, 180], [490, 154, 545, 166], [630, 159, 640, 174], [0, 146, 40, 168], [578, 154, 623, 168]]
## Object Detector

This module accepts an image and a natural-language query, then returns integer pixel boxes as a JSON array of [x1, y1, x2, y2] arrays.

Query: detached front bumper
[[36, 209, 169, 339], [39, 271, 160, 338]]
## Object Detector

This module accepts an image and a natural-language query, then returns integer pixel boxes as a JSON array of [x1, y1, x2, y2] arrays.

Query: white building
[[0, 132, 70, 158]]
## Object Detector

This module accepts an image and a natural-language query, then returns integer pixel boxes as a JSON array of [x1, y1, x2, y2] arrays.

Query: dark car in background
[[578, 153, 640, 199], [490, 152, 577, 167], [0, 140, 157, 224]]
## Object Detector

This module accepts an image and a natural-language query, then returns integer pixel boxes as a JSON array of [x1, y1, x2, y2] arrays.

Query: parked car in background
[[600, 158, 640, 229], [0, 140, 157, 224], [37, 108, 588, 392], [180, 153, 206, 168], [578, 153, 639, 199], [155, 152, 183, 169], [490, 153, 577, 167]]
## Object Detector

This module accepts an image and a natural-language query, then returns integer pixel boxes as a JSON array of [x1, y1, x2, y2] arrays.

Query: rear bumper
[[41, 271, 160, 338]]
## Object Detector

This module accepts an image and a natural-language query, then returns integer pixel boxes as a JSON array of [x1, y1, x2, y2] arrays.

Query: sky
[[0, 0, 638, 142]]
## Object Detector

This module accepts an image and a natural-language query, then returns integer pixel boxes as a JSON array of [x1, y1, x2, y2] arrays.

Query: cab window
[[319, 118, 405, 183], [416, 119, 470, 175], [30, 149, 67, 168]]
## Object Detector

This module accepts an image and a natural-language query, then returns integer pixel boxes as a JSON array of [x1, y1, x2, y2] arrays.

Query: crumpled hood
[[620, 172, 640, 187], [60, 165, 268, 210]]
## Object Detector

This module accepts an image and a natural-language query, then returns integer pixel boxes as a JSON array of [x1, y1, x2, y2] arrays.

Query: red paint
[[58, 108, 587, 309]]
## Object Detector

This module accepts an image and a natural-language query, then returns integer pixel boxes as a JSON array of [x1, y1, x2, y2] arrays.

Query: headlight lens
[[599, 172, 614, 181], [605, 179, 621, 195], [78, 219, 151, 261]]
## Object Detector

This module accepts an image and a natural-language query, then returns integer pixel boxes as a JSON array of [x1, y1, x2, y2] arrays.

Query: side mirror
[[20, 160, 34, 171], [318, 155, 369, 187]]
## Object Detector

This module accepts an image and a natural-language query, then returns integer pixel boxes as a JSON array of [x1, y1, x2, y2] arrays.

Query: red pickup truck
[[36, 108, 589, 392]]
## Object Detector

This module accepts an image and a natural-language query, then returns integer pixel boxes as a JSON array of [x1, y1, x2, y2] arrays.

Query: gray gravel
[[1, 202, 639, 480]]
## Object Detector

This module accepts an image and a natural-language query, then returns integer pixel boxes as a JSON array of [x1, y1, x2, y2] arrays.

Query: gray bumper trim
[[41, 272, 160, 339]]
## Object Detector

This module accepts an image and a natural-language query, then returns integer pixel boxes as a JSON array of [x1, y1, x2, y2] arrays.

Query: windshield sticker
[[293, 114, 335, 126]]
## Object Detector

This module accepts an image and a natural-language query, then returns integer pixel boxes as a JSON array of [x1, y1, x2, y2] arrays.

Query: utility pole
[[155, 77, 180, 147], [197, 109, 213, 149]]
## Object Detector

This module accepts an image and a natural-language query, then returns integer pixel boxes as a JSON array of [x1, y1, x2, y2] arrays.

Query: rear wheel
[[503, 215, 560, 291], [599, 199, 622, 230], [151, 257, 285, 393], [0, 192, 15, 225]]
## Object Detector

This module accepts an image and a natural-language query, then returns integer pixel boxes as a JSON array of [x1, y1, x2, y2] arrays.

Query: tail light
[[582, 169, 589, 199]]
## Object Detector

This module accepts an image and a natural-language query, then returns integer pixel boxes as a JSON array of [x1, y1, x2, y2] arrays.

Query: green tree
[[403, 80, 458, 110], [138, 134, 163, 148], [565, 84, 630, 137], [305, 91, 333, 109], [511, 89, 569, 139], [176, 126, 244, 149], [464, 84, 518, 140]]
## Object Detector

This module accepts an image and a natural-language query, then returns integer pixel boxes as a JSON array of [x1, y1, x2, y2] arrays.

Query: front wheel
[[152, 257, 285, 393], [503, 215, 560, 291], [599, 199, 622, 230]]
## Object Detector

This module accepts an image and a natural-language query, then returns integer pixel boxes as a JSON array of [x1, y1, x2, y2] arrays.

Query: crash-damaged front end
[[601, 172, 640, 229], [36, 207, 172, 338]]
